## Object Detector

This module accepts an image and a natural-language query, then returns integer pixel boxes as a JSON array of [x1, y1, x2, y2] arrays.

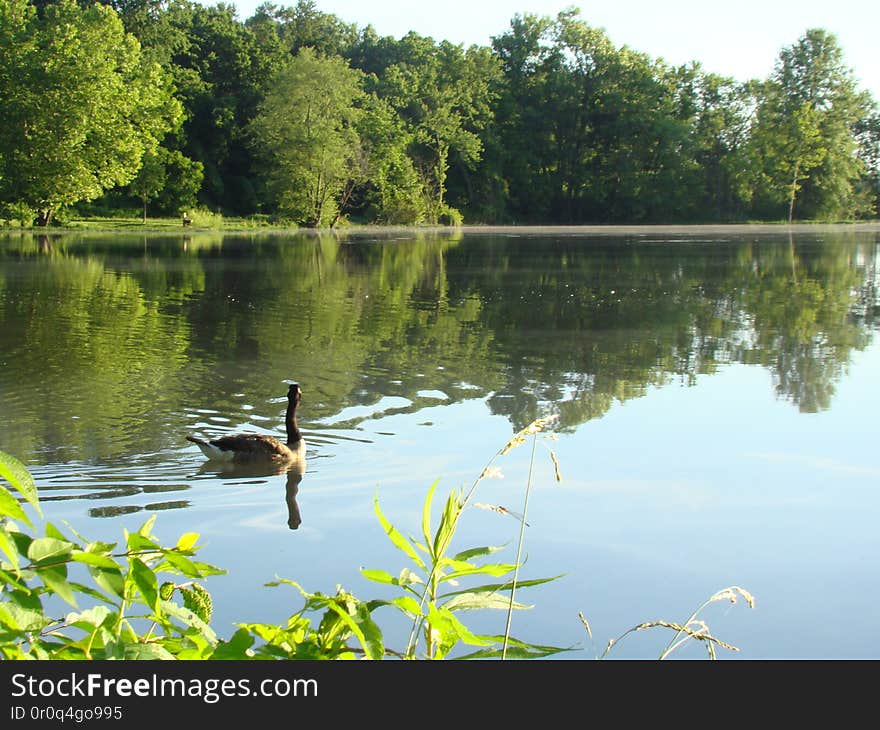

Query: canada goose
[[187, 383, 306, 462]]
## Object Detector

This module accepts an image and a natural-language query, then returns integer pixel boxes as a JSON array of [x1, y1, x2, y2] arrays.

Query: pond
[[1, 225, 878, 659]]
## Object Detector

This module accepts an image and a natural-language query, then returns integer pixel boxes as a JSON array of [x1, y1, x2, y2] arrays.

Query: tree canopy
[[0, 0, 181, 225], [746, 29, 876, 221], [250, 47, 365, 226]]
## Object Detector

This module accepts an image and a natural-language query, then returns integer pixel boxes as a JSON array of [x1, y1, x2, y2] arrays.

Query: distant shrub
[[186, 207, 225, 229], [437, 205, 463, 227]]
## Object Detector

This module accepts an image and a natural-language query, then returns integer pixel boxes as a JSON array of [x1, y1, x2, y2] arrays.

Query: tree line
[[1, 0, 878, 227]]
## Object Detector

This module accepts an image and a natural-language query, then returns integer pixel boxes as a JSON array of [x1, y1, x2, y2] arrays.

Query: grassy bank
[[3, 212, 879, 236]]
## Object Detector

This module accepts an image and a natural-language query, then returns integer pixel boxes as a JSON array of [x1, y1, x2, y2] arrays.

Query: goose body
[[187, 383, 306, 463]]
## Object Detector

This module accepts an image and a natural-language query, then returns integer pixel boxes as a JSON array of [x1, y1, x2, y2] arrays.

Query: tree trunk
[[142, 197, 147, 224], [330, 179, 356, 228], [35, 208, 53, 227]]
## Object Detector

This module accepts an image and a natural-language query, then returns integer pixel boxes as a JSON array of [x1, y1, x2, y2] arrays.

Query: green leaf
[[0, 602, 52, 633], [442, 591, 532, 612], [129, 557, 159, 612], [425, 605, 494, 658], [0, 568, 31, 594], [374, 493, 426, 570], [210, 628, 254, 659], [360, 567, 423, 588], [452, 545, 506, 562], [85, 540, 118, 554], [457, 635, 573, 659], [45, 523, 71, 542], [175, 532, 199, 552], [139, 514, 157, 537], [323, 600, 380, 659], [352, 603, 384, 660], [124, 643, 177, 660], [439, 575, 562, 598], [125, 532, 161, 553], [191, 561, 225, 577], [0, 529, 21, 573], [433, 489, 463, 561], [237, 620, 307, 650], [160, 550, 202, 578], [39, 564, 77, 607], [361, 568, 396, 585], [0, 484, 29, 525], [421, 478, 439, 559], [65, 605, 112, 630], [3, 587, 40, 610], [71, 551, 119, 570], [0, 450, 40, 515], [89, 565, 125, 598], [439, 561, 518, 582], [392, 595, 423, 618], [7, 530, 32, 558], [161, 600, 218, 645], [174, 633, 214, 660], [27, 537, 74, 564], [101, 634, 127, 660]]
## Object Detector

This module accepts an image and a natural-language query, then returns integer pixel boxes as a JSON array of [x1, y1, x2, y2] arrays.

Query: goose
[[187, 383, 306, 463]]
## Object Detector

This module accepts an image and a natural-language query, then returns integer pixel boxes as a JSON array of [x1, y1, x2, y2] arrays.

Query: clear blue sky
[[207, 0, 880, 102]]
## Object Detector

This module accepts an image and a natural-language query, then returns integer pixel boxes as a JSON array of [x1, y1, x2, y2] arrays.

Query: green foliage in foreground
[[0, 425, 753, 659]]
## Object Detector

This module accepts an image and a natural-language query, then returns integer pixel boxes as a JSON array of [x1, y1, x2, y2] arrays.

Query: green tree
[[747, 29, 874, 222], [129, 151, 166, 223], [373, 34, 499, 223], [853, 108, 880, 214], [356, 95, 428, 224], [251, 0, 357, 57], [489, 9, 697, 224], [151, 147, 205, 216], [0, 0, 181, 226], [127, 146, 204, 220], [685, 71, 756, 220], [250, 47, 366, 226], [134, 2, 283, 214]]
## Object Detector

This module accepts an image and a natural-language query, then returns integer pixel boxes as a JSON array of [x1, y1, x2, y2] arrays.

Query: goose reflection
[[195, 458, 306, 530]]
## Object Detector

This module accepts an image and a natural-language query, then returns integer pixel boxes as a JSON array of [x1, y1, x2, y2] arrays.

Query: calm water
[[1, 226, 878, 659]]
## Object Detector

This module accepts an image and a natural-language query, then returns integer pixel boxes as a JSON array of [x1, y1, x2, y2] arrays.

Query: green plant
[[186, 207, 225, 228], [0, 450, 225, 659], [436, 205, 463, 226], [0, 201, 34, 227], [229, 415, 568, 659], [356, 414, 566, 659], [587, 585, 756, 660]]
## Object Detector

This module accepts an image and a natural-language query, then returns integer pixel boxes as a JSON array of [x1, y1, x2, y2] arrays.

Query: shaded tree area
[[1, 2, 877, 226]]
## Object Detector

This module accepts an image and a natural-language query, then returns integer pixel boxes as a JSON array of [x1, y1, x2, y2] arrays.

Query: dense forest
[[1, 0, 878, 227]]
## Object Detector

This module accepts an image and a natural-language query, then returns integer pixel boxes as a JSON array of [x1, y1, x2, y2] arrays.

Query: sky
[[207, 0, 880, 102]]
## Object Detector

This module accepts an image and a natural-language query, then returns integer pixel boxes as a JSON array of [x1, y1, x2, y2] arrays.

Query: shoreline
[[1, 220, 879, 237]]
